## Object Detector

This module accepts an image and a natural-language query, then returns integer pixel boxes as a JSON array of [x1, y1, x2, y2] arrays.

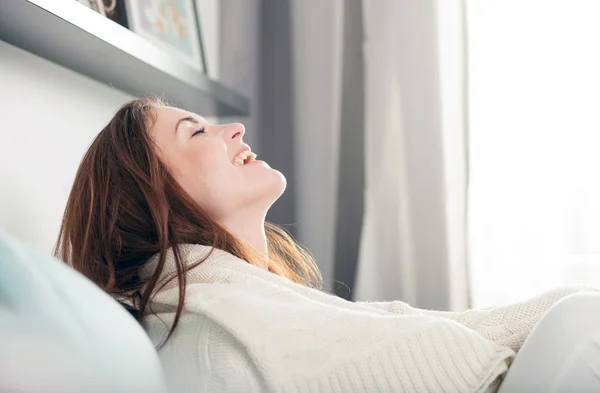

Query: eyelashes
[[192, 127, 206, 137]]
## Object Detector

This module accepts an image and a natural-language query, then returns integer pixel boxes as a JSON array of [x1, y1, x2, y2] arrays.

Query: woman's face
[[149, 106, 286, 220]]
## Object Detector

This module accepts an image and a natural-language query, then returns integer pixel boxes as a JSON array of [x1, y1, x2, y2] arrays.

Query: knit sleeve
[[206, 312, 514, 393], [357, 285, 599, 352], [205, 321, 267, 393], [162, 253, 521, 393]]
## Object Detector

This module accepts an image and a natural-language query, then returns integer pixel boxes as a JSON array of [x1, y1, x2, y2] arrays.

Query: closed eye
[[192, 127, 206, 137]]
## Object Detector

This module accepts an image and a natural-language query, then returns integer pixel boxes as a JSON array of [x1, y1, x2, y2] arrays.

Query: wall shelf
[[0, 0, 249, 116]]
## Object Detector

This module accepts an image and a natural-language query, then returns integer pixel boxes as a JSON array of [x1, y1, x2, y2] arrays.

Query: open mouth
[[233, 149, 257, 166]]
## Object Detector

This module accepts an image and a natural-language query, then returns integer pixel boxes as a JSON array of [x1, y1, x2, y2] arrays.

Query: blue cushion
[[0, 232, 167, 392]]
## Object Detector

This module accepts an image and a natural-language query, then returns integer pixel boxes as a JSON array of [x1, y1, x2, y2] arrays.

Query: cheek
[[172, 145, 236, 211]]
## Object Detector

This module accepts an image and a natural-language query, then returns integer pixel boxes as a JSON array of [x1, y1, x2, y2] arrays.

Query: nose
[[224, 123, 245, 140]]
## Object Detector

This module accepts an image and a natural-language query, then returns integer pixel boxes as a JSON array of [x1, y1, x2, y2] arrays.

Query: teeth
[[234, 149, 256, 166]]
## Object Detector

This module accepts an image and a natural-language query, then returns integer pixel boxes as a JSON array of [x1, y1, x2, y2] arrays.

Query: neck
[[220, 208, 269, 270]]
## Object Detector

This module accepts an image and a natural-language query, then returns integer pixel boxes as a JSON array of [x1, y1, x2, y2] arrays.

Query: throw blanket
[[142, 244, 596, 393]]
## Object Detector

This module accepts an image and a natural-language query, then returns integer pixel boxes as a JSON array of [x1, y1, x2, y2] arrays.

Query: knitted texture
[[359, 284, 598, 352], [142, 244, 597, 393]]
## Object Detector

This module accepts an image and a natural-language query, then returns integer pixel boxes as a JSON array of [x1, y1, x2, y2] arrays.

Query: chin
[[253, 168, 286, 206], [242, 165, 287, 207], [269, 168, 287, 199]]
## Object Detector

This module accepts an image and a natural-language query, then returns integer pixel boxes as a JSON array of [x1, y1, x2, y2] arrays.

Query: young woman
[[56, 98, 600, 393]]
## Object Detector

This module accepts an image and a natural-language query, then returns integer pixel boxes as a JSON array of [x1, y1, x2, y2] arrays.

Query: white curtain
[[355, 0, 470, 310], [468, 0, 600, 308], [290, 0, 345, 287]]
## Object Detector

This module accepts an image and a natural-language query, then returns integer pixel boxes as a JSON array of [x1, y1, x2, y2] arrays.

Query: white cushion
[[0, 232, 167, 393]]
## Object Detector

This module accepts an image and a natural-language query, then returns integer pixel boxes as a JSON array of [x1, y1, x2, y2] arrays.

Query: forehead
[[149, 106, 206, 136]]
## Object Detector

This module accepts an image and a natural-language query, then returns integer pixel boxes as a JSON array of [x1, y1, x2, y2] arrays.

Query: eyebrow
[[174, 116, 203, 134]]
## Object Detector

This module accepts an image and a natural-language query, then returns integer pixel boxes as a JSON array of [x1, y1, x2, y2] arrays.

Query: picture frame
[[125, 0, 207, 73]]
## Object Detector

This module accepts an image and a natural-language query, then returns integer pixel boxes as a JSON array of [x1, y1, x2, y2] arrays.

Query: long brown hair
[[55, 98, 322, 345]]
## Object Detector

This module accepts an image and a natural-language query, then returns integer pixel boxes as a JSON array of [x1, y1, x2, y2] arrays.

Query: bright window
[[467, 0, 600, 308]]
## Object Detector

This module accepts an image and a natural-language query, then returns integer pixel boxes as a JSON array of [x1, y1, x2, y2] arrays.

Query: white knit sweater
[[142, 244, 596, 393]]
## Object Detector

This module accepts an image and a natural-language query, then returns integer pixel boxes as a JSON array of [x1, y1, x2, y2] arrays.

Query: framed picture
[[125, 0, 206, 73]]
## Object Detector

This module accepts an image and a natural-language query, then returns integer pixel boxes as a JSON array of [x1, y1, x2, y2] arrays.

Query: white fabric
[[290, 0, 344, 285], [467, 1, 600, 309], [143, 244, 598, 393], [356, 0, 470, 309], [498, 292, 600, 392], [0, 233, 167, 393]]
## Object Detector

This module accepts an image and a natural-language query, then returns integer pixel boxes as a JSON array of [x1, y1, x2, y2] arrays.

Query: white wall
[[0, 2, 220, 254], [0, 41, 132, 253]]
